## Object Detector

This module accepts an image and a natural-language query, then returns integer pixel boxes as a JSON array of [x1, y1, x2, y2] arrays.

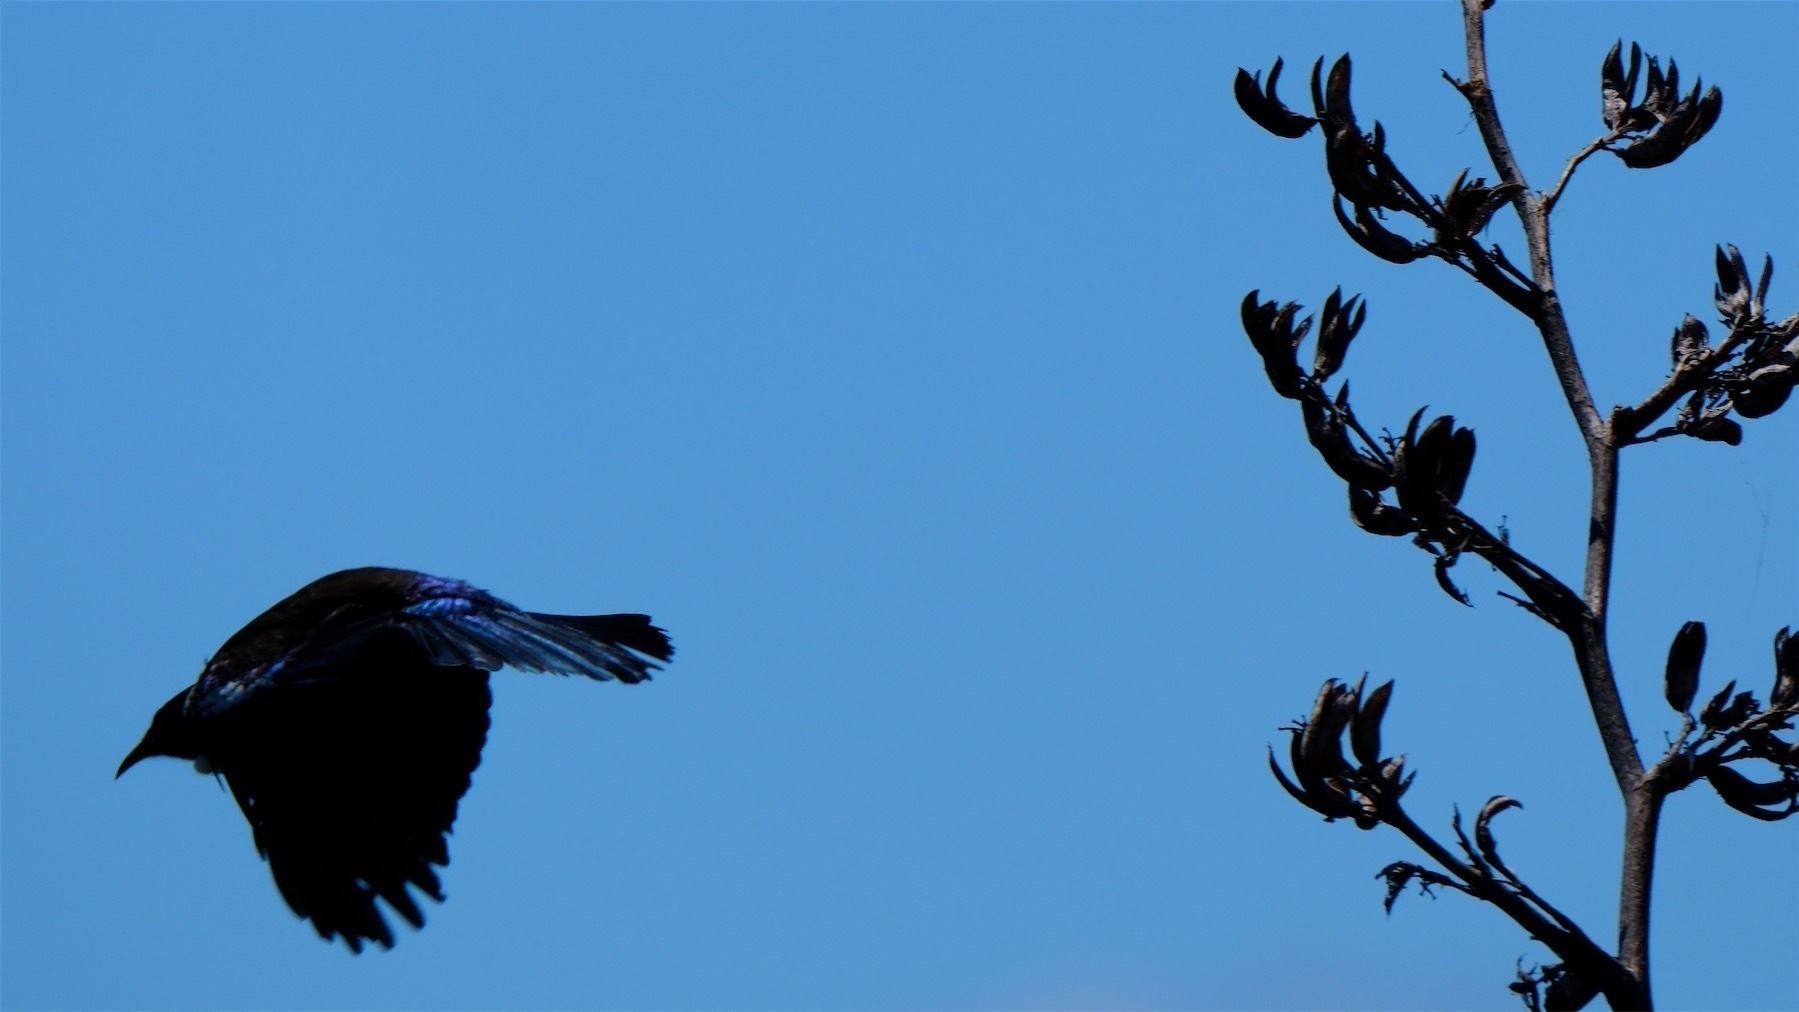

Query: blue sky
[[3, 3, 1794, 1009]]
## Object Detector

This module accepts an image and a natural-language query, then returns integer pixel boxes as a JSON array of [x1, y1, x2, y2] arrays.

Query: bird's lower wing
[[213, 630, 492, 952]]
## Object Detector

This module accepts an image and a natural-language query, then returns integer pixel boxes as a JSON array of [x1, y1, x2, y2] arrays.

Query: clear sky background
[[3, 3, 1794, 1009]]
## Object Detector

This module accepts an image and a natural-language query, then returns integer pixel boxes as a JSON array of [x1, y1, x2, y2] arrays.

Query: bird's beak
[[116, 741, 155, 779]]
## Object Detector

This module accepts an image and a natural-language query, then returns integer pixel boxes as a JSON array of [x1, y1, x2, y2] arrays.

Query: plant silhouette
[[1235, 2, 1796, 1008]]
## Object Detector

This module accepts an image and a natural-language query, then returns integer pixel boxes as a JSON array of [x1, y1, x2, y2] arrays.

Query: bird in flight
[[117, 567, 673, 952]]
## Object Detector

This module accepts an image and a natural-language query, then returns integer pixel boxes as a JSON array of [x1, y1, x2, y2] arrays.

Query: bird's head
[[117, 689, 203, 778]]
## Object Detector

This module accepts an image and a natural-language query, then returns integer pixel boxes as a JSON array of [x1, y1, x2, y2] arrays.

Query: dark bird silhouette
[[117, 567, 672, 953]]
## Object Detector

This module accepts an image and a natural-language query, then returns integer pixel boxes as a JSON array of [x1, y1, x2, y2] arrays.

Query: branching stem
[[1330, 397, 1395, 466], [1455, 1, 1656, 1005], [1616, 327, 1758, 440], [1377, 802, 1636, 1005]]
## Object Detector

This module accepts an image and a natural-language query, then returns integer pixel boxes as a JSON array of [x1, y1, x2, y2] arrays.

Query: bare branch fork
[[1233, 1, 1797, 1008]]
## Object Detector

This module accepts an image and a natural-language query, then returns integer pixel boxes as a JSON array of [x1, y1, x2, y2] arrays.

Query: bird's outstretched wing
[[210, 628, 492, 952], [198, 570, 674, 708], [394, 599, 672, 685]]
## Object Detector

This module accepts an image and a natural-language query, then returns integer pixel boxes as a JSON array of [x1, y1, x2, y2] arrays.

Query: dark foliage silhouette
[[117, 567, 673, 952], [1234, 2, 1795, 1008]]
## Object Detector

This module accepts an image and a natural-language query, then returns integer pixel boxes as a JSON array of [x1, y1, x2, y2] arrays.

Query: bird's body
[[118, 567, 672, 952]]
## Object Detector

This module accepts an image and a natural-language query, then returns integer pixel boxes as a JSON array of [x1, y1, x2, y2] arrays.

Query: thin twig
[[1542, 132, 1623, 216]]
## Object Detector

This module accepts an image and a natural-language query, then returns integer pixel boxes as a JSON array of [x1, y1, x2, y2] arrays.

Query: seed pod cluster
[[1672, 626, 1799, 822], [1269, 677, 1410, 831], [1312, 288, 1365, 382], [1306, 55, 1435, 262], [1600, 41, 1723, 169], [1713, 245, 1772, 329], [1434, 170, 1525, 246], [1240, 292, 1310, 400], [1240, 288, 1371, 402], [1237, 289, 1524, 610], [1652, 248, 1797, 444], [1712, 246, 1798, 420], [1233, 50, 1553, 322], [1393, 410, 1476, 514], [1238, 292, 1475, 508]]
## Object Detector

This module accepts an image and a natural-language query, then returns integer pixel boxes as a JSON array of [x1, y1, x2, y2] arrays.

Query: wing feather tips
[[269, 853, 397, 954], [396, 605, 672, 683], [532, 612, 674, 661], [526, 612, 673, 683]]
